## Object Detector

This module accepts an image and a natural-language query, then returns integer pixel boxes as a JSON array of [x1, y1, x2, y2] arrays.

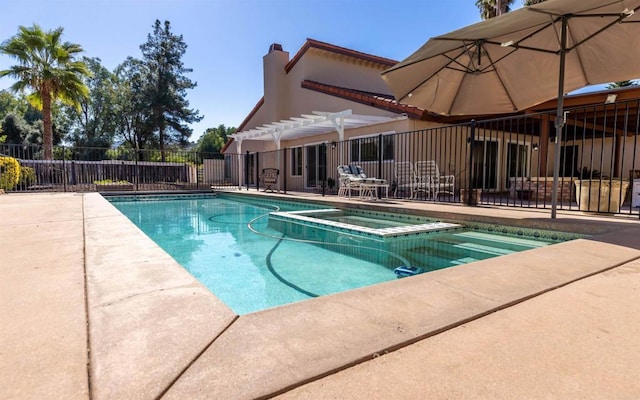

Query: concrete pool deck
[[0, 191, 638, 399]]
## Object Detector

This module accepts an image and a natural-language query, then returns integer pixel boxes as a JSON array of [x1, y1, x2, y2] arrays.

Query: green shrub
[[94, 179, 131, 185], [19, 166, 36, 187], [0, 156, 20, 191]]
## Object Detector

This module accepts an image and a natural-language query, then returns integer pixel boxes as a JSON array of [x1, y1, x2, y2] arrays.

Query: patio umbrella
[[381, 0, 640, 218]]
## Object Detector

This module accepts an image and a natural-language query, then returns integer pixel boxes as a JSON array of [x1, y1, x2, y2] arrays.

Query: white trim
[[231, 110, 404, 146]]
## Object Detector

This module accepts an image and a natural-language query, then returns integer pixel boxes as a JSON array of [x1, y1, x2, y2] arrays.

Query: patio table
[[359, 181, 389, 201]]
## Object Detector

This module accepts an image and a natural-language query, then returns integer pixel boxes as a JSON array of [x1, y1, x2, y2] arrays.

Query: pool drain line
[[207, 203, 281, 225], [265, 235, 319, 298], [207, 207, 413, 298], [204, 203, 321, 298], [246, 213, 412, 268]]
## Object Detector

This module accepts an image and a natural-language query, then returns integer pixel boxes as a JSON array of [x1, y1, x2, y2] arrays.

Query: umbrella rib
[[446, 41, 518, 115], [526, 5, 640, 53], [483, 44, 518, 113], [481, 39, 557, 55], [381, 41, 470, 74], [445, 41, 481, 73], [568, 10, 640, 51], [397, 47, 471, 102]]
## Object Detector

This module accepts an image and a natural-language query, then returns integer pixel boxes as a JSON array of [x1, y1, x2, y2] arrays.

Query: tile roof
[[301, 80, 431, 120], [285, 38, 398, 73]]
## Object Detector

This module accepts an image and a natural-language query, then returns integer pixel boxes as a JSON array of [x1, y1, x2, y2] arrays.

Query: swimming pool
[[109, 194, 578, 314]]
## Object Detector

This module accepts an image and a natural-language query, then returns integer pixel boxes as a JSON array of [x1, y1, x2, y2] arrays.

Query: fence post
[[283, 148, 288, 194], [135, 148, 139, 191], [196, 153, 202, 190], [70, 161, 76, 186], [322, 143, 327, 196], [377, 134, 383, 178], [256, 152, 260, 191], [378, 134, 384, 198], [467, 120, 476, 206], [245, 151, 250, 190], [61, 146, 67, 192]]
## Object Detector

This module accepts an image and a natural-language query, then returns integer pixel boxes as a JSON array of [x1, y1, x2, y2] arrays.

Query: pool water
[[109, 194, 573, 314]]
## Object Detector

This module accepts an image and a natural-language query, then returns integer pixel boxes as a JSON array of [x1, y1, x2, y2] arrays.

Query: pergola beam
[[231, 110, 355, 146]]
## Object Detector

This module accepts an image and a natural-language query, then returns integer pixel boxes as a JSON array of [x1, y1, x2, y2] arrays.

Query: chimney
[[263, 43, 289, 122]]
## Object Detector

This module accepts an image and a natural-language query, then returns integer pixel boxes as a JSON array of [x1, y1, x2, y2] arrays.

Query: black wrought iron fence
[[1, 98, 638, 216], [0, 144, 240, 192], [234, 99, 638, 216]]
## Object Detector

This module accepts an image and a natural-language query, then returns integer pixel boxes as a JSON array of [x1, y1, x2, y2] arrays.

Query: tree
[[1, 113, 33, 145], [476, 0, 515, 19], [139, 20, 202, 158], [65, 57, 118, 151], [0, 24, 91, 159], [523, 0, 546, 5], [607, 80, 638, 89], [0, 90, 21, 122], [197, 124, 235, 156], [113, 57, 155, 154]]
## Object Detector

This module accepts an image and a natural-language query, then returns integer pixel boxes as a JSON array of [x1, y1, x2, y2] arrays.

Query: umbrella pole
[[551, 17, 568, 219]]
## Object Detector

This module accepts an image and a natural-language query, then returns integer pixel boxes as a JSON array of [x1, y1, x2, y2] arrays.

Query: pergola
[[229, 109, 405, 188], [229, 109, 404, 153]]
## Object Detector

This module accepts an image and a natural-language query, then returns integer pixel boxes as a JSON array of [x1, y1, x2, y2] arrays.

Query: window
[[471, 139, 499, 190], [291, 147, 302, 176], [506, 142, 529, 187], [350, 133, 394, 162], [560, 145, 578, 177]]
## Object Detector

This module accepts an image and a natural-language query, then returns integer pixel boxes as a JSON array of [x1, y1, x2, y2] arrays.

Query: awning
[[230, 109, 405, 149]]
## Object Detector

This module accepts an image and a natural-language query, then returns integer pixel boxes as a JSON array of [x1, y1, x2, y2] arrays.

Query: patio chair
[[414, 161, 437, 200], [394, 161, 420, 198], [415, 161, 455, 199], [337, 165, 387, 199], [337, 165, 363, 198], [260, 168, 279, 192], [351, 165, 389, 200]]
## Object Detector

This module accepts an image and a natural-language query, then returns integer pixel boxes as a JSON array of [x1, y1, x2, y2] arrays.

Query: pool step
[[452, 242, 514, 257], [453, 231, 549, 249], [404, 247, 485, 271], [450, 256, 479, 265], [422, 235, 516, 258]]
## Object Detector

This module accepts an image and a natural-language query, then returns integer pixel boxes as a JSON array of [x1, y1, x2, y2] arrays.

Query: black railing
[[0, 145, 241, 192], [1, 99, 638, 216]]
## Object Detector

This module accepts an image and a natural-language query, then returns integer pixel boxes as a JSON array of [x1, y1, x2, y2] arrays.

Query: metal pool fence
[[1, 99, 638, 217]]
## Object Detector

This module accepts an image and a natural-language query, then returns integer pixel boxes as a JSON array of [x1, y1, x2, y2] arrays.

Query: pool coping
[[1, 191, 639, 399], [270, 208, 462, 237]]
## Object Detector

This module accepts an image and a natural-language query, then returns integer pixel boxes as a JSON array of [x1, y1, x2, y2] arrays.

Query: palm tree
[[523, 0, 546, 5], [607, 80, 638, 89], [476, 0, 515, 19], [0, 25, 90, 159]]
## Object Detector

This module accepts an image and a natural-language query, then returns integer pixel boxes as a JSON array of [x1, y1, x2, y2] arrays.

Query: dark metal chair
[[261, 168, 279, 192]]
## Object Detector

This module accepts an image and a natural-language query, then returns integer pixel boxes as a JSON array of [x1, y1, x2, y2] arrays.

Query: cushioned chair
[[337, 165, 363, 198]]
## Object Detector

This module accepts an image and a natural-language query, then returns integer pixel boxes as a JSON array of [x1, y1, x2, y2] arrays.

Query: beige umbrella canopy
[[381, 0, 640, 116], [381, 0, 640, 218]]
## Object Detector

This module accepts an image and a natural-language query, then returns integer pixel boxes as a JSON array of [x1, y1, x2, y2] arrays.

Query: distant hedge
[[19, 166, 35, 188], [0, 156, 20, 191]]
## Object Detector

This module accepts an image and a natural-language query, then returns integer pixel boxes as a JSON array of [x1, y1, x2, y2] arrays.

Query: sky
[[1, 0, 536, 141]]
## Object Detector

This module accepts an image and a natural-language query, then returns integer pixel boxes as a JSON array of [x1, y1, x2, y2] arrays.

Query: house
[[222, 39, 456, 191], [221, 39, 639, 203]]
